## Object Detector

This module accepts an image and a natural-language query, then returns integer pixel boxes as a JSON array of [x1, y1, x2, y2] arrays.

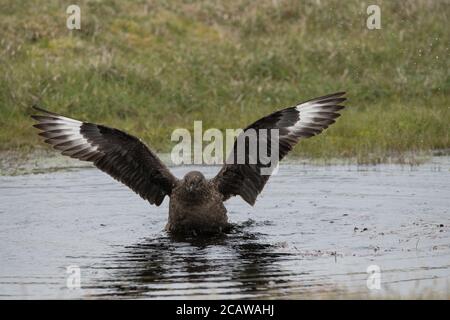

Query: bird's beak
[[187, 185, 193, 192]]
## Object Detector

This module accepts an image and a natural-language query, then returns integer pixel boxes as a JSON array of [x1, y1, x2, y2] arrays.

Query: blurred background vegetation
[[0, 0, 448, 163]]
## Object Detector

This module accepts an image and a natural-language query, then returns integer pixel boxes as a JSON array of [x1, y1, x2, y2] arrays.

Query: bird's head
[[183, 171, 207, 193]]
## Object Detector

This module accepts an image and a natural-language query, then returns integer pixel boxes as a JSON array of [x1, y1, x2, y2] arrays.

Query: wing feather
[[31, 107, 178, 206], [212, 92, 346, 205]]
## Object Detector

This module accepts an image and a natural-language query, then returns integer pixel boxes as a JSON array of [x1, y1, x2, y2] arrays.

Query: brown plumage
[[31, 92, 346, 235]]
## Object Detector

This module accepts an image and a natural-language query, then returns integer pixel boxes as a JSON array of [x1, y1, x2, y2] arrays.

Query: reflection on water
[[87, 222, 301, 299]]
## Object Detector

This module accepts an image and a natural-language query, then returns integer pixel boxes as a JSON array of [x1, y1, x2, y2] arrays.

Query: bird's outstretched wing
[[31, 107, 178, 206], [212, 92, 346, 205]]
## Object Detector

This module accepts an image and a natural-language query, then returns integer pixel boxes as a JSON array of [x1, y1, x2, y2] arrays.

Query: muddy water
[[0, 158, 449, 299]]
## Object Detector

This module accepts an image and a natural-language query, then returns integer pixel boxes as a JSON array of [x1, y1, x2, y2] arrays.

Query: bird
[[31, 92, 346, 235]]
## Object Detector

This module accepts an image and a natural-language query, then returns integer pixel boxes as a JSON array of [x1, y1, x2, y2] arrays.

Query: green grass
[[0, 0, 449, 163]]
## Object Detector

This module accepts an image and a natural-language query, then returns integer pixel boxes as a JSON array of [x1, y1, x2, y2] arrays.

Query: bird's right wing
[[212, 92, 346, 205], [31, 107, 178, 206]]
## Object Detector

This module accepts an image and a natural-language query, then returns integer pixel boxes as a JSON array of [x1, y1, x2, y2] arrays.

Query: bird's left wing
[[212, 92, 346, 206], [31, 107, 178, 206]]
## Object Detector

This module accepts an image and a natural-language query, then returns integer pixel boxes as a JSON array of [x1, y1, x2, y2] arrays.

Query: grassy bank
[[0, 0, 449, 163]]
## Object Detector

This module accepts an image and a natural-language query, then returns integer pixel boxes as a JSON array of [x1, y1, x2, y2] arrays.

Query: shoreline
[[1, 147, 449, 176]]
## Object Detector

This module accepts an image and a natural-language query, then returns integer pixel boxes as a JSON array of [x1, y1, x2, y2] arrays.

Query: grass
[[0, 0, 449, 164]]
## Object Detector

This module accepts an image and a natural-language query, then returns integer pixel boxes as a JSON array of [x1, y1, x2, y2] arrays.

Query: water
[[1, 158, 449, 299]]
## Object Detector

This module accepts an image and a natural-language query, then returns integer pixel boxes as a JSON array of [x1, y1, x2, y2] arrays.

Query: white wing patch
[[286, 95, 344, 137], [33, 114, 99, 158]]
